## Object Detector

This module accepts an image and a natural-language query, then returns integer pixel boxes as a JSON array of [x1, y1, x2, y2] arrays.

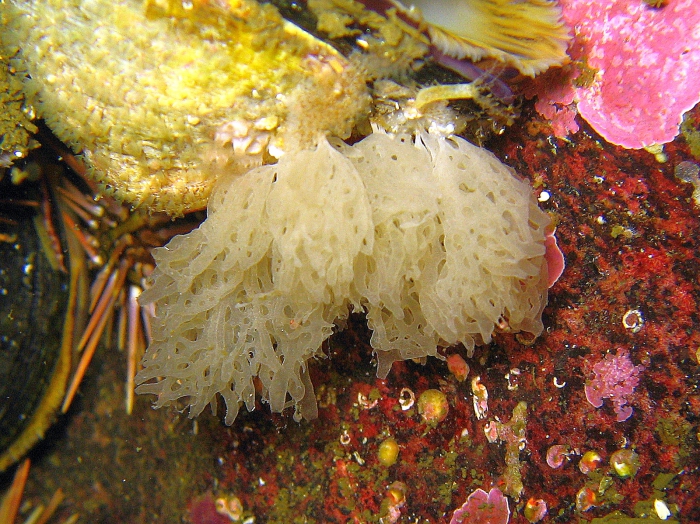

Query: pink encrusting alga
[[450, 487, 510, 524], [530, 0, 700, 149], [585, 349, 643, 422]]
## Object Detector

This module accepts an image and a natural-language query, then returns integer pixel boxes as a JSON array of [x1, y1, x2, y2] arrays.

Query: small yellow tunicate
[[523, 498, 548, 523], [644, 144, 668, 163], [578, 450, 603, 474], [377, 437, 400, 467], [575, 486, 597, 512], [610, 449, 640, 478], [215, 495, 244, 521], [417, 389, 449, 425]]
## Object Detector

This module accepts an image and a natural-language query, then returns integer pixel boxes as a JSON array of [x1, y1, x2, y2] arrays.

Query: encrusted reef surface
[[2, 0, 700, 522], [5, 98, 699, 523]]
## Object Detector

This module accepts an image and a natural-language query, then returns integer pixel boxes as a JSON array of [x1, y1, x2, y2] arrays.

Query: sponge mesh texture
[[136, 133, 549, 424]]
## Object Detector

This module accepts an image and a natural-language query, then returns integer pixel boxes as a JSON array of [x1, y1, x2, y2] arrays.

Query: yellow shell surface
[[3, 0, 369, 215]]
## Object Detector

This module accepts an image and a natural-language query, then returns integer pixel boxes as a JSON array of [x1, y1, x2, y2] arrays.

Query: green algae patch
[[590, 512, 679, 524]]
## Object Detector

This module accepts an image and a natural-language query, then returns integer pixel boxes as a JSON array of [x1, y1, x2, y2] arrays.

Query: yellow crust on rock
[[3, 0, 369, 216]]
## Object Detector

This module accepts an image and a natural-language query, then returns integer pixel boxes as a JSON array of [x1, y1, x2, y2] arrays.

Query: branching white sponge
[[136, 132, 551, 424]]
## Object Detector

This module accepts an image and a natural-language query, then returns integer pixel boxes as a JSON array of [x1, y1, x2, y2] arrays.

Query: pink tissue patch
[[450, 487, 510, 524], [544, 227, 565, 288], [584, 348, 643, 422], [188, 494, 231, 524], [536, 0, 700, 149], [533, 68, 580, 137]]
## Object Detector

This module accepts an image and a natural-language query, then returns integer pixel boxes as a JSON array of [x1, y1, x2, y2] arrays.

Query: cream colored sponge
[[136, 133, 551, 424]]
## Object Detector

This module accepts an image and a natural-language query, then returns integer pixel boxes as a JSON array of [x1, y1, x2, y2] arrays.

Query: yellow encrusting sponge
[[3, 0, 370, 216]]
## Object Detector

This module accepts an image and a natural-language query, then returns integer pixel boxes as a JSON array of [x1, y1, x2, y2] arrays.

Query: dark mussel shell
[[0, 174, 79, 472]]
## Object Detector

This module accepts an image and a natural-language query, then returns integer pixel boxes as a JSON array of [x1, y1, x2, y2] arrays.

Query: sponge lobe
[[136, 133, 550, 424], [339, 133, 549, 377]]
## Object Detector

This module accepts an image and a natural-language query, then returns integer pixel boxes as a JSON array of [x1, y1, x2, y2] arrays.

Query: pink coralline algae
[[450, 487, 510, 524], [544, 227, 565, 288], [530, 0, 700, 149], [545, 444, 569, 469], [585, 349, 643, 422]]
